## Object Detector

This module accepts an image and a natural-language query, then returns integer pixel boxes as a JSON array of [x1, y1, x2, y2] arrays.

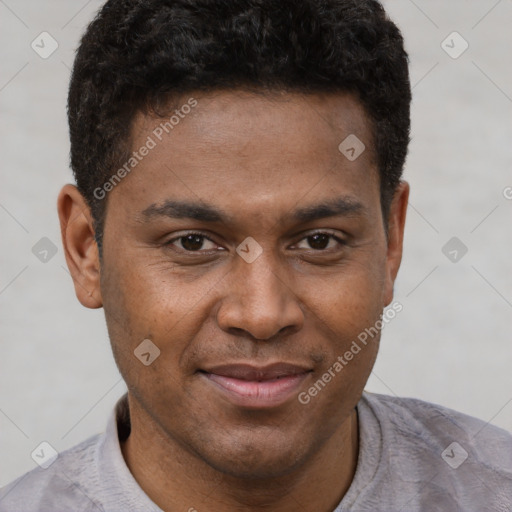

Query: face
[[65, 90, 407, 479]]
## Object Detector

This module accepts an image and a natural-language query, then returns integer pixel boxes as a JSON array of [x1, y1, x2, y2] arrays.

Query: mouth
[[198, 363, 312, 409]]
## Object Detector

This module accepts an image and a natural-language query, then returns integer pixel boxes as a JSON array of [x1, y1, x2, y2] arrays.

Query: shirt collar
[[94, 392, 163, 511]]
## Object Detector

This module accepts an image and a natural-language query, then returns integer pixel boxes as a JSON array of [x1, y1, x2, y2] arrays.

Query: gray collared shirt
[[1, 391, 511, 511]]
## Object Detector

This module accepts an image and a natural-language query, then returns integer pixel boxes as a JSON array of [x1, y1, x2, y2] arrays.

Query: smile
[[199, 363, 312, 409]]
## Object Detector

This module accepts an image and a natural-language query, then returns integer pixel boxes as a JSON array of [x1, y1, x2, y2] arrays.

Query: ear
[[382, 180, 409, 307], [57, 184, 103, 309]]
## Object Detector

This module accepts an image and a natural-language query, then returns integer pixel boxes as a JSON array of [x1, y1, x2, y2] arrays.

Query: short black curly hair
[[68, 0, 411, 251]]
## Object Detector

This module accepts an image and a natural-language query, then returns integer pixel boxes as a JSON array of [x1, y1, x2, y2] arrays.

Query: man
[[1, 0, 511, 510]]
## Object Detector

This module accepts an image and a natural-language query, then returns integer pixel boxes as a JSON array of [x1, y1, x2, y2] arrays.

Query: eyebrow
[[290, 197, 366, 223], [139, 196, 366, 225], [140, 201, 230, 223]]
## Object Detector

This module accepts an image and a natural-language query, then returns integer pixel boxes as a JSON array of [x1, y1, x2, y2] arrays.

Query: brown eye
[[295, 232, 345, 251], [307, 233, 330, 250], [180, 234, 206, 251], [166, 233, 219, 252]]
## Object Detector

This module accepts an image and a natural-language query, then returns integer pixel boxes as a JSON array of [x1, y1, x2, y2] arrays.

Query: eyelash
[[165, 231, 346, 253]]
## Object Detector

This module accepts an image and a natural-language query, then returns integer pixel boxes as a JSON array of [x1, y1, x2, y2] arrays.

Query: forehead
[[134, 89, 374, 160], [114, 90, 380, 225]]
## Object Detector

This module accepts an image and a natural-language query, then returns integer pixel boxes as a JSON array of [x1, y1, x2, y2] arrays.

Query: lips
[[199, 363, 312, 408]]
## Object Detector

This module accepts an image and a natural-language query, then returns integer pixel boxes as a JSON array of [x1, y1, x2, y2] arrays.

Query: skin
[[58, 89, 409, 512]]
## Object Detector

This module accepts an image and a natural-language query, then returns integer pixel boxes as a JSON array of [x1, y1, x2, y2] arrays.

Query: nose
[[216, 250, 304, 341]]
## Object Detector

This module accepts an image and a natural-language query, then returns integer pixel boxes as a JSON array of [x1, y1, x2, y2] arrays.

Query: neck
[[121, 396, 359, 512]]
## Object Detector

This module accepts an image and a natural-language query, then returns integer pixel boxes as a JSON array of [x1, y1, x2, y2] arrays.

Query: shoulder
[[357, 391, 512, 511], [362, 391, 512, 465], [0, 433, 104, 512]]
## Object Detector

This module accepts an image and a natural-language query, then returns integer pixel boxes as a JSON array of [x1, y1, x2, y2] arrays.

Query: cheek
[[299, 255, 385, 396], [308, 255, 387, 335], [101, 254, 222, 376], [104, 253, 212, 333], [298, 269, 383, 420]]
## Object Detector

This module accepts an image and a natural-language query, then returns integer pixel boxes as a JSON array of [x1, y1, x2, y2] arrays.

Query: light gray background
[[1, 0, 511, 487]]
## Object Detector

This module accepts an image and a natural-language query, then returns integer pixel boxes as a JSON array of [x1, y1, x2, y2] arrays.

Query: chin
[[190, 429, 314, 480], [205, 452, 305, 480]]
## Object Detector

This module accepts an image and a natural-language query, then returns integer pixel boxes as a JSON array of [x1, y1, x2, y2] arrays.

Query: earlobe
[[383, 180, 409, 307], [57, 184, 103, 309]]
